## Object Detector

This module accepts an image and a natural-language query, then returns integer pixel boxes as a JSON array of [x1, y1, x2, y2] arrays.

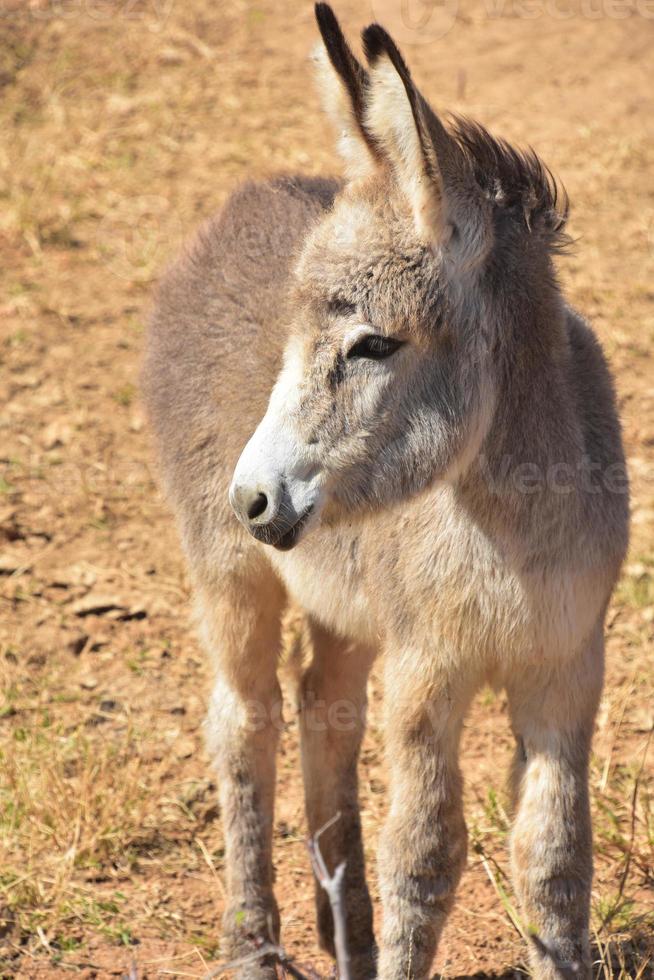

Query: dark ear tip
[[361, 23, 391, 64], [315, 2, 337, 31], [315, 3, 347, 52], [362, 22, 411, 81]]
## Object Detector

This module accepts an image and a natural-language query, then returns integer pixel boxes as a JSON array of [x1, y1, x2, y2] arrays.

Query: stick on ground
[[306, 812, 351, 980]]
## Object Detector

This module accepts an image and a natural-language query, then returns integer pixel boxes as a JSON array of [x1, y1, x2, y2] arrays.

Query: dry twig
[[306, 812, 351, 980], [202, 813, 352, 980]]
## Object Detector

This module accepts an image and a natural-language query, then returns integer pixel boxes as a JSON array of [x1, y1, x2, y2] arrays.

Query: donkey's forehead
[[326, 184, 413, 249], [327, 193, 395, 249], [297, 190, 441, 329]]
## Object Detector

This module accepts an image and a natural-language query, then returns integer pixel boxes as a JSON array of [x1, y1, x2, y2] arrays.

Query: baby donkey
[[142, 5, 629, 978]]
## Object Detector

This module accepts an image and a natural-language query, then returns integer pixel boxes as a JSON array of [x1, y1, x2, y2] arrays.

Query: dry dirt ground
[[0, 0, 653, 977]]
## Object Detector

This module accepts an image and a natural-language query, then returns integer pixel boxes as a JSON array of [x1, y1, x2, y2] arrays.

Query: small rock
[[129, 410, 144, 432], [14, 373, 40, 389], [68, 633, 89, 656], [0, 505, 16, 526], [625, 562, 649, 579], [174, 737, 195, 760], [85, 713, 108, 727], [106, 93, 137, 116], [69, 563, 98, 588], [41, 420, 73, 450], [99, 699, 119, 712], [158, 47, 186, 66], [0, 553, 22, 575], [71, 594, 126, 617], [633, 709, 654, 733]]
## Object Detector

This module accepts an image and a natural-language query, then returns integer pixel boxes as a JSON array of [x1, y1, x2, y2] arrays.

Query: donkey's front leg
[[297, 619, 376, 978], [200, 571, 286, 978], [377, 656, 472, 980], [507, 636, 604, 980]]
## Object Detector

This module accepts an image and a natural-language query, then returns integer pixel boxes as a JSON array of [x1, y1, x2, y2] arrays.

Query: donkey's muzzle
[[267, 504, 314, 551], [229, 479, 312, 551]]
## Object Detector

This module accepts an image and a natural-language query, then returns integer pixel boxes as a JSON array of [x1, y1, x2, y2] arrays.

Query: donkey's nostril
[[247, 492, 268, 521]]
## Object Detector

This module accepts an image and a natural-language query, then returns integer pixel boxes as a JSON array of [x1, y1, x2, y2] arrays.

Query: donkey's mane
[[449, 116, 571, 253]]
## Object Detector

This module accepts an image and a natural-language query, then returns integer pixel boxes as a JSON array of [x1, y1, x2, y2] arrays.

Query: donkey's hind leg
[[199, 559, 286, 978], [296, 619, 376, 979], [506, 630, 604, 980]]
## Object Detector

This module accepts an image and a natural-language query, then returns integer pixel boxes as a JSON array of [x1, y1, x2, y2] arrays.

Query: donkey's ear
[[312, 4, 380, 180], [362, 24, 492, 266], [362, 24, 444, 240]]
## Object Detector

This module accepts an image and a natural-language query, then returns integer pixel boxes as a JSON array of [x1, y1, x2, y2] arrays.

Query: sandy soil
[[0, 1, 652, 977]]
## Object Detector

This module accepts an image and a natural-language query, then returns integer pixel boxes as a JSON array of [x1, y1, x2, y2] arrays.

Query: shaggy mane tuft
[[449, 116, 572, 254]]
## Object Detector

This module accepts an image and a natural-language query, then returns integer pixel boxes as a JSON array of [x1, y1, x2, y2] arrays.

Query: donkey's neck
[[461, 291, 585, 520]]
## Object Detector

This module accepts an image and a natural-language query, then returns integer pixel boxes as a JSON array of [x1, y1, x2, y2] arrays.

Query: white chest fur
[[269, 519, 379, 645]]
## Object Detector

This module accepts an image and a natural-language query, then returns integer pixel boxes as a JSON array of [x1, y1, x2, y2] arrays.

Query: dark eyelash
[[347, 335, 404, 360]]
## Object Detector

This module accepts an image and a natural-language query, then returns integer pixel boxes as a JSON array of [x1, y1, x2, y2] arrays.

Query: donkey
[[141, 5, 629, 978]]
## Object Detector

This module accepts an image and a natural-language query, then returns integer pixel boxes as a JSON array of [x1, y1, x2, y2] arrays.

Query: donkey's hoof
[[221, 901, 281, 980], [233, 958, 278, 980], [220, 934, 279, 980]]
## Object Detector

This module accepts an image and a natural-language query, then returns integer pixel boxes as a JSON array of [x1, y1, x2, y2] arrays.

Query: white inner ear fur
[[364, 56, 443, 242], [311, 43, 375, 181]]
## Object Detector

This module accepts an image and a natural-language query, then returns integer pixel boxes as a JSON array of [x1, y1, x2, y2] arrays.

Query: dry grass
[[463, 737, 654, 979], [1, 644, 651, 976], [0, 0, 652, 977], [0, 651, 225, 964]]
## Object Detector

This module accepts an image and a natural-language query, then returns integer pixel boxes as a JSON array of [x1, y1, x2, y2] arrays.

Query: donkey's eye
[[347, 334, 404, 361]]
